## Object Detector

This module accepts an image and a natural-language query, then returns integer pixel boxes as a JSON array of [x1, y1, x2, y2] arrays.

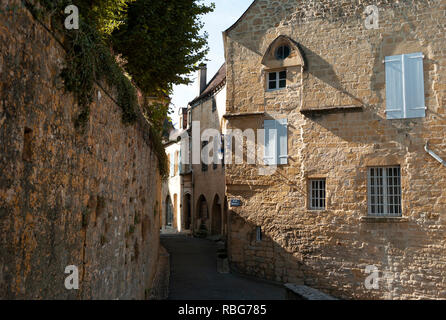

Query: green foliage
[[26, 0, 138, 128], [149, 125, 168, 178], [76, 0, 135, 36], [111, 0, 215, 95], [25, 0, 213, 178]]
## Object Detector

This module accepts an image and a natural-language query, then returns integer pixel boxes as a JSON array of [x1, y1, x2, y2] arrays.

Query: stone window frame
[[367, 166, 402, 217], [261, 35, 305, 69], [275, 45, 291, 60], [266, 69, 287, 92], [308, 178, 327, 211], [261, 36, 304, 93]]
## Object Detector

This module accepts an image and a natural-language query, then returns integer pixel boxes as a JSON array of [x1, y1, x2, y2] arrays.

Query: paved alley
[[161, 234, 286, 300]]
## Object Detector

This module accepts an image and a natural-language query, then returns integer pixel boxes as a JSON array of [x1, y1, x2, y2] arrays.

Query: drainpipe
[[424, 141, 446, 167]]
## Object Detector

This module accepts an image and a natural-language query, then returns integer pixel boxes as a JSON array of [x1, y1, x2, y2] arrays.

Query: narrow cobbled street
[[161, 234, 285, 300]]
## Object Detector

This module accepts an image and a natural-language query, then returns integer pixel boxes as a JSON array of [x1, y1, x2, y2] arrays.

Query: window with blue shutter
[[404, 53, 426, 118], [385, 55, 404, 119], [264, 120, 277, 165], [264, 119, 288, 165], [277, 119, 288, 165], [385, 52, 425, 119]]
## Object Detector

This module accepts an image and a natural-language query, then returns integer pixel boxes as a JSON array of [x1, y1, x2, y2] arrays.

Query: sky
[[169, 0, 253, 127]]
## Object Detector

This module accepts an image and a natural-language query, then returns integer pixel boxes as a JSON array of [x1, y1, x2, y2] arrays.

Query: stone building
[[187, 64, 228, 237], [0, 1, 164, 299], [223, 0, 446, 299], [161, 120, 193, 232]]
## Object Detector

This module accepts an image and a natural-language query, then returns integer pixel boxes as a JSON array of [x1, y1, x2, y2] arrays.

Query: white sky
[[169, 0, 253, 127]]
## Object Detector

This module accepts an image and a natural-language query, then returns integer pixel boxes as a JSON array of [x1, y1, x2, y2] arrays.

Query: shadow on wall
[[302, 26, 440, 148], [298, 43, 364, 108], [227, 205, 444, 299]]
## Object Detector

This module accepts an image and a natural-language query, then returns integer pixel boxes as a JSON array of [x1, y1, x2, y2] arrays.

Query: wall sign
[[230, 199, 242, 207]]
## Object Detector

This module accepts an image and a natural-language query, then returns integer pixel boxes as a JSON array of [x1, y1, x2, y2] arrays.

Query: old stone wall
[[162, 142, 182, 231], [0, 1, 161, 299], [225, 0, 446, 299], [191, 87, 227, 236]]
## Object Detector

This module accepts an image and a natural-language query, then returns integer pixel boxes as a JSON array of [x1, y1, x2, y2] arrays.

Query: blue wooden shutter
[[277, 119, 288, 165], [385, 54, 404, 119], [263, 120, 277, 165], [404, 52, 425, 118]]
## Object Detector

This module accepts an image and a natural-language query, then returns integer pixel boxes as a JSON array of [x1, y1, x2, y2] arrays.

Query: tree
[[111, 0, 215, 96], [75, 0, 136, 35]]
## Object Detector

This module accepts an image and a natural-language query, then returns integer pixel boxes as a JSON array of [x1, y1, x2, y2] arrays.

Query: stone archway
[[183, 193, 192, 230], [211, 194, 222, 235], [196, 195, 208, 232], [165, 195, 173, 228]]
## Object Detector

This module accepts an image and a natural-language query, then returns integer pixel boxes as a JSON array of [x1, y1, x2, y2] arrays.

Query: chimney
[[198, 64, 207, 95]]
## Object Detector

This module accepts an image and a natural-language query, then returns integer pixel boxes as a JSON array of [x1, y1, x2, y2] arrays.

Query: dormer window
[[275, 45, 290, 60], [268, 70, 287, 90], [261, 35, 304, 69], [262, 36, 304, 93]]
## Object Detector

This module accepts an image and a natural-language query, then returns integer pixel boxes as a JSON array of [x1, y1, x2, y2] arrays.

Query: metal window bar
[[309, 179, 326, 210], [368, 167, 401, 217]]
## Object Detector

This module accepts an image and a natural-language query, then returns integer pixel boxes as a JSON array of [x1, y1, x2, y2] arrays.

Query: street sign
[[230, 199, 242, 207]]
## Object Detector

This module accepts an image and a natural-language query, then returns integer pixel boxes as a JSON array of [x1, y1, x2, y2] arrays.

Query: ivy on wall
[[20, 0, 213, 177]]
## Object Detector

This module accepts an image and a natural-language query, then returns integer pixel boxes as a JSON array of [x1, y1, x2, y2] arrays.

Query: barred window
[[368, 166, 402, 216], [309, 179, 326, 210]]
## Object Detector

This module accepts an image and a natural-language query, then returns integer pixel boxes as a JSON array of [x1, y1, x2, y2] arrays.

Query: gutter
[[425, 141, 446, 167]]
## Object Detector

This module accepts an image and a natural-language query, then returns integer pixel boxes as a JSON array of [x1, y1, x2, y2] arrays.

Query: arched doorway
[[183, 193, 192, 230], [165, 195, 173, 228], [211, 194, 222, 235], [196, 195, 208, 231]]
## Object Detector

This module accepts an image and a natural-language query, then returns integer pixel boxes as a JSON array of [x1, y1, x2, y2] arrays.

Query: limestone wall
[[191, 88, 227, 236], [224, 0, 446, 299], [0, 2, 161, 299], [163, 142, 182, 231]]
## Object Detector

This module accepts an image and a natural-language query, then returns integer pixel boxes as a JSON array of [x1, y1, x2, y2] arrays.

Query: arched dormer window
[[262, 36, 305, 91], [262, 35, 304, 68]]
